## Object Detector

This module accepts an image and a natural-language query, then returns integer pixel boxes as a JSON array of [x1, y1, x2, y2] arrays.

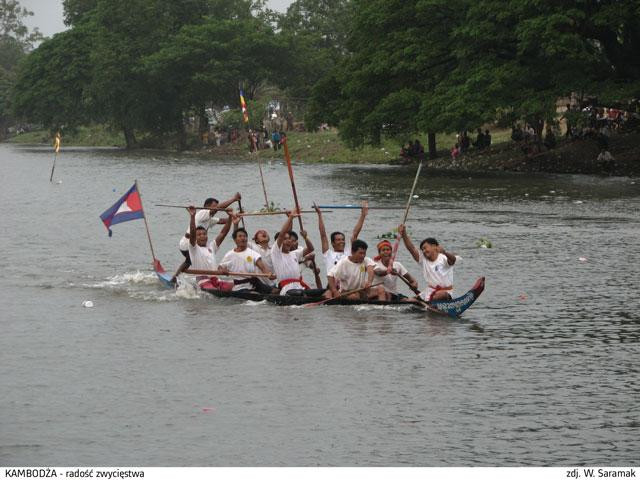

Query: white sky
[[19, 0, 294, 38]]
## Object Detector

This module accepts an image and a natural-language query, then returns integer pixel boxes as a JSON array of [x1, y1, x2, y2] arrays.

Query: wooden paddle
[[304, 282, 384, 308], [388, 160, 423, 273], [238, 210, 331, 217], [155, 204, 234, 212], [282, 138, 323, 289], [184, 269, 273, 278]]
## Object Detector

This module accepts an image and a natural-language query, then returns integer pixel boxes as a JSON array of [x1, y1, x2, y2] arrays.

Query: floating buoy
[[412, 194, 419, 199], [573, 200, 583, 204], [579, 257, 587, 262], [82, 300, 94, 308]]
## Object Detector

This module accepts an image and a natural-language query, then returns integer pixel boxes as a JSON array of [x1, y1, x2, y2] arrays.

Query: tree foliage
[[309, 0, 640, 148]]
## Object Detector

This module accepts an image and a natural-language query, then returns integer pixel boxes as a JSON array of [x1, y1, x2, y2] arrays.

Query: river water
[[1, 143, 639, 466]]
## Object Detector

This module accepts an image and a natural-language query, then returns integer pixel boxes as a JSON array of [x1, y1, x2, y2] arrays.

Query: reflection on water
[[0, 143, 639, 466]]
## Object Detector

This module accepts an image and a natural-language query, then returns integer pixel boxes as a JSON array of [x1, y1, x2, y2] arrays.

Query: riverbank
[[427, 131, 640, 176], [5, 126, 638, 175]]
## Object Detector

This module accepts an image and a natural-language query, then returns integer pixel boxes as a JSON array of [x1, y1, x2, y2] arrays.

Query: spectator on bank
[[460, 131, 470, 153], [473, 128, 485, 149], [543, 125, 556, 150], [484, 129, 492, 148], [451, 143, 460, 159], [511, 124, 524, 142], [271, 130, 281, 150], [411, 139, 425, 160]]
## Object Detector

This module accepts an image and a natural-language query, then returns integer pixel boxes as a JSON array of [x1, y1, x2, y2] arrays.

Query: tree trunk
[[176, 120, 187, 151], [427, 132, 437, 158], [123, 126, 137, 149]]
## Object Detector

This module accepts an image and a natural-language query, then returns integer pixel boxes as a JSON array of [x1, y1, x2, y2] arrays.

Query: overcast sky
[[19, 0, 294, 38]]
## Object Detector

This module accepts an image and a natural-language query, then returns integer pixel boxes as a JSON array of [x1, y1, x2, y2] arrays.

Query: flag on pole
[[99, 183, 145, 237], [239, 89, 249, 124], [54, 132, 61, 153]]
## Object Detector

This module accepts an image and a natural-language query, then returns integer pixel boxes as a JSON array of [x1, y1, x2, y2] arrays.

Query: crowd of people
[[450, 129, 492, 159], [170, 195, 460, 304]]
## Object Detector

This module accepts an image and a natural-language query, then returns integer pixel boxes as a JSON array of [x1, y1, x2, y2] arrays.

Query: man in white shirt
[[313, 202, 368, 273], [398, 224, 460, 301], [220, 227, 275, 294], [327, 239, 385, 301], [186, 206, 233, 290], [271, 211, 324, 297], [372, 239, 419, 301], [171, 193, 240, 282]]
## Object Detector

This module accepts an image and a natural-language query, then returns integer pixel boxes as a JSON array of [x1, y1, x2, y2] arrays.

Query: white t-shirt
[[323, 248, 348, 272], [328, 256, 375, 292], [179, 210, 218, 251], [419, 253, 460, 300], [373, 259, 408, 295], [188, 240, 219, 286], [249, 241, 275, 286], [219, 248, 262, 291], [270, 242, 304, 295]]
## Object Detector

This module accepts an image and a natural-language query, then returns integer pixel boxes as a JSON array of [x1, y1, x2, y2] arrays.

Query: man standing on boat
[[372, 240, 419, 301], [171, 193, 241, 282], [271, 211, 324, 297], [313, 201, 368, 272], [327, 239, 385, 301], [186, 206, 234, 290], [220, 227, 276, 294], [398, 224, 459, 301]]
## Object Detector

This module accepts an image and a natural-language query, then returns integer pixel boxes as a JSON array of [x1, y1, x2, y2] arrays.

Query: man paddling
[[372, 240, 419, 301], [398, 224, 459, 301], [249, 229, 276, 289], [186, 206, 233, 290], [313, 201, 368, 272], [271, 211, 324, 296], [327, 239, 385, 301], [220, 227, 276, 294], [171, 193, 241, 282]]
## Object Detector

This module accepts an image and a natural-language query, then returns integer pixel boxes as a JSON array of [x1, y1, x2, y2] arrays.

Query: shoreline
[[4, 129, 638, 176]]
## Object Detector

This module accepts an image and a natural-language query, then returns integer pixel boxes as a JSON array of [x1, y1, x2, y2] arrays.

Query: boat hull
[[200, 277, 485, 318]]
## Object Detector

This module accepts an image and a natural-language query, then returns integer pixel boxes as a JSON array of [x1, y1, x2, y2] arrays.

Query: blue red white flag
[[100, 183, 145, 237], [239, 89, 249, 124]]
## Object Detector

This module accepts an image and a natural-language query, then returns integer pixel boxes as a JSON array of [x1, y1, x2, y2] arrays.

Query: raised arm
[[214, 212, 233, 247], [188, 206, 197, 246], [300, 229, 315, 256], [351, 200, 368, 243], [398, 224, 420, 263], [216, 192, 241, 211], [313, 203, 329, 254], [276, 211, 296, 248], [439, 245, 457, 265]]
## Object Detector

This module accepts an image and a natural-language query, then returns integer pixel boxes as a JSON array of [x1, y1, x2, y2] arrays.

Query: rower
[[313, 201, 368, 272], [249, 229, 276, 289], [220, 227, 275, 294], [171, 193, 241, 282], [373, 240, 419, 301], [185, 205, 234, 290], [271, 211, 325, 297], [327, 239, 385, 301], [398, 224, 459, 301]]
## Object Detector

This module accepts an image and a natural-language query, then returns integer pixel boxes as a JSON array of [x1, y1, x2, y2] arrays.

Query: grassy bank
[[218, 128, 513, 164], [6, 125, 125, 147]]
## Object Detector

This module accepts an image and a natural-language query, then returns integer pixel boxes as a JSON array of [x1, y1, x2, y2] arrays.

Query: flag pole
[[135, 179, 157, 263], [49, 132, 61, 182], [239, 82, 270, 210]]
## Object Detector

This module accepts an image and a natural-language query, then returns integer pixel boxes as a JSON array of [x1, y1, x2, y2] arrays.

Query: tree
[[0, 0, 43, 137], [141, 14, 285, 146], [11, 26, 95, 130]]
